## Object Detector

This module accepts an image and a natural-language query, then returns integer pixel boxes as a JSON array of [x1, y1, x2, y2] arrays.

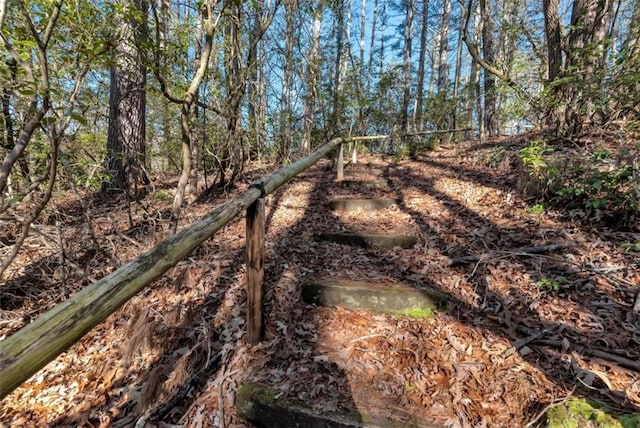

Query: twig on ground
[[217, 375, 225, 428], [349, 333, 384, 343], [517, 325, 640, 372], [525, 391, 576, 428], [515, 327, 555, 351], [447, 241, 581, 266], [451, 241, 636, 291]]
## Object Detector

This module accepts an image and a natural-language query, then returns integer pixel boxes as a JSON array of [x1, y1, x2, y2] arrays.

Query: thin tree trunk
[[437, 0, 451, 95], [473, 1, 484, 140], [221, 3, 244, 186], [452, 2, 465, 131], [331, 0, 345, 132], [187, 16, 204, 202], [247, 0, 264, 160], [303, 2, 323, 153], [437, 0, 451, 136], [367, 0, 378, 96], [414, 0, 429, 132], [278, 0, 296, 161], [1, 58, 29, 184], [401, 0, 414, 141], [479, 0, 497, 136], [0, 0, 61, 196], [377, 2, 386, 121], [170, 1, 216, 232], [357, 0, 366, 135]]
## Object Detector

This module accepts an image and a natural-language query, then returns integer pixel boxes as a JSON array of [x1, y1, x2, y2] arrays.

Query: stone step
[[237, 382, 440, 428], [346, 162, 390, 171], [329, 198, 398, 212], [344, 168, 384, 177], [312, 232, 417, 249], [302, 278, 444, 318], [340, 179, 389, 189]]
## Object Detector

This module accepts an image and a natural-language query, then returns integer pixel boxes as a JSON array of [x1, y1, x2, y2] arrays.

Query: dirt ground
[[1, 135, 638, 427]]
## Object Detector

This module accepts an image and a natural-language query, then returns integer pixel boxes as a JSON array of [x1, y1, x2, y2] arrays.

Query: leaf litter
[[1, 137, 639, 427]]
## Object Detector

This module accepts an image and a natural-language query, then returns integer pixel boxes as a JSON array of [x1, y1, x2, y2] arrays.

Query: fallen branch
[[634, 291, 640, 315], [447, 241, 580, 266], [517, 325, 640, 372]]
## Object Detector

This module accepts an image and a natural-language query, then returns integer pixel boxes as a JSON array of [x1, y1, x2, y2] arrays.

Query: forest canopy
[[1, 0, 639, 276]]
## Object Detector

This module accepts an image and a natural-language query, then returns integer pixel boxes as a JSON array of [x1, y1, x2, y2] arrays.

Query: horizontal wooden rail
[[0, 137, 346, 399], [400, 128, 473, 136], [348, 129, 473, 141]]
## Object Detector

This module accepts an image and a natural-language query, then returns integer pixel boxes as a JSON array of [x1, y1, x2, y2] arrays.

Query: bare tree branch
[[0, 137, 59, 279], [0, 0, 63, 195]]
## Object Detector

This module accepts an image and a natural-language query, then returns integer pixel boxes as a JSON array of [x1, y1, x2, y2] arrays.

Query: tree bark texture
[[479, 0, 497, 136], [543, 0, 564, 130], [246, 198, 265, 344], [302, 2, 323, 154], [414, 0, 429, 132], [170, 1, 216, 232], [331, 0, 345, 133], [401, 0, 414, 138], [103, 0, 149, 192]]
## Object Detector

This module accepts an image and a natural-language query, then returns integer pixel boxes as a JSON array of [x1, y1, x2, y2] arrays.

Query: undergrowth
[[515, 131, 639, 228]]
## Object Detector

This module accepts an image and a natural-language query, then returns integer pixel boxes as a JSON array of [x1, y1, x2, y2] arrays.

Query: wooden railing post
[[351, 141, 357, 164], [337, 143, 344, 181], [246, 197, 265, 344]]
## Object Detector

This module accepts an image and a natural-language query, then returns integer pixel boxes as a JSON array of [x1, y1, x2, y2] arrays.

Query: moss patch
[[389, 307, 434, 319], [545, 399, 640, 428]]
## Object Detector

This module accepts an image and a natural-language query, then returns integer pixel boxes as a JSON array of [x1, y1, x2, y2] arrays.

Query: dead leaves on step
[[313, 309, 557, 426]]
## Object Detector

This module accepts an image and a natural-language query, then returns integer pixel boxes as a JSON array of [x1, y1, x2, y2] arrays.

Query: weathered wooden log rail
[[1, 137, 359, 399]]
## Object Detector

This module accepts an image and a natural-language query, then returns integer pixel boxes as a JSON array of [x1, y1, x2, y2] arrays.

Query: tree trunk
[[331, 0, 345, 133], [278, 0, 296, 162], [367, 0, 378, 96], [1, 58, 30, 186], [452, 1, 466, 131], [401, 0, 414, 152], [437, 0, 451, 95], [187, 16, 204, 202], [436, 0, 451, 136], [220, 3, 245, 186], [247, 0, 265, 160], [170, 1, 216, 232], [542, 0, 565, 131], [565, 0, 611, 132], [472, 1, 484, 140], [356, 0, 366, 135], [103, 0, 150, 192], [378, 2, 387, 122], [414, 0, 429, 132], [303, 2, 323, 154], [479, 0, 497, 136]]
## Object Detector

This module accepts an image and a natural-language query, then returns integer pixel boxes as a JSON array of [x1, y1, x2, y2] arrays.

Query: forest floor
[[1, 133, 639, 427]]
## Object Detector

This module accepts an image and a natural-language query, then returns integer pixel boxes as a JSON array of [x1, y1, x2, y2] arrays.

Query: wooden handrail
[[0, 136, 346, 399]]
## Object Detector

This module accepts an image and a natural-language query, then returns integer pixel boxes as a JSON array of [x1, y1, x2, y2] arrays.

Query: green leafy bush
[[517, 136, 638, 228], [545, 398, 640, 428]]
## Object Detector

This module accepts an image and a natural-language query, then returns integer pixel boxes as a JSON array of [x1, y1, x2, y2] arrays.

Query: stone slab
[[329, 198, 398, 212], [302, 278, 444, 317], [313, 232, 417, 249]]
